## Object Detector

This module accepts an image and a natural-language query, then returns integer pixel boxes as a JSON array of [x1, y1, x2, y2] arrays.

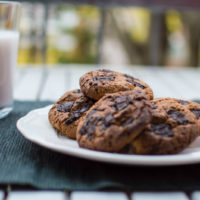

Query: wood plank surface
[[70, 192, 128, 200], [132, 192, 189, 200], [14, 68, 43, 101], [40, 67, 70, 101], [192, 192, 200, 200], [7, 191, 68, 200], [0, 191, 4, 200], [14, 65, 200, 101]]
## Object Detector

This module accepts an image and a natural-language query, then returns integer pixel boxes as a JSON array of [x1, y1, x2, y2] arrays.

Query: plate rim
[[16, 105, 200, 166]]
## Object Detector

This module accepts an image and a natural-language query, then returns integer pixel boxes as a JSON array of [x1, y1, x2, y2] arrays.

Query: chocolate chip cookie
[[183, 100, 200, 132], [79, 69, 153, 100], [132, 98, 199, 155], [77, 90, 152, 152], [155, 98, 200, 134], [48, 89, 95, 139]]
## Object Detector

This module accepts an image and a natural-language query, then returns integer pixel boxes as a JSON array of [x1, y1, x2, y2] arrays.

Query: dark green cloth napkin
[[1, 100, 200, 191]]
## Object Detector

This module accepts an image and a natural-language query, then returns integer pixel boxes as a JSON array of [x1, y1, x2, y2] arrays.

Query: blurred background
[[18, 2, 200, 67]]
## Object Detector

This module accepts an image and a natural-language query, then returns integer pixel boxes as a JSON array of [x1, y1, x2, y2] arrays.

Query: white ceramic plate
[[17, 105, 200, 166]]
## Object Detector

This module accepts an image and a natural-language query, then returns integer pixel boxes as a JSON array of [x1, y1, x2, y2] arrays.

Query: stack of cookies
[[48, 69, 200, 155]]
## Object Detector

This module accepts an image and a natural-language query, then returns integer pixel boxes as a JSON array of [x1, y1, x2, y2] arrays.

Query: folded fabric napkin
[[0, 100, 200, 190]]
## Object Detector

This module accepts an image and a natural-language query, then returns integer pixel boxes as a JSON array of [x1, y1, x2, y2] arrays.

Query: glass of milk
[[0, 1, 21, 119]]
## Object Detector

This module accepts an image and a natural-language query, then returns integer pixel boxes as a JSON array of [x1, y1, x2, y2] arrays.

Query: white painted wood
[[7, 191, 68, 200], [128, 67, 178, 98], [191, 191, 200, 200], [0, 191, 4, 200], [40, 67, 70, 101], [40, 65, 95, 101], [132, 192, 189, 200], [71, 192, 127, 200], [14, 65, 200, 101], [176, 68, 200, 100], [67, 65, 95, 91], [110, 66, 190, 99], [155, 68, 198, 99], [14, 67, 24, 87], [14, 68, 43, 101]]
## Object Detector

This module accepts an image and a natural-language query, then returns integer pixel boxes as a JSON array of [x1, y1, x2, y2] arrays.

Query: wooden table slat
[[39, 68, 69, 101], [14, 68, 24, 88], [153, 68, 198, 99], [175, 69, 200, 99], [67, 66, 95, 91], [70, 192, 128, 200], [14, 65, 200, 101], [14, 68, 43, 101], [132, 192, 189, 200], [191, 191, 200, 200], [126, 67, 178, 98], [0, 191, 4, 200], [7, 191, 68, 200]]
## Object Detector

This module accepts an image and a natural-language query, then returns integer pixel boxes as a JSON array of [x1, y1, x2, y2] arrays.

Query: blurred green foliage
[[18, 4, 197, 67]]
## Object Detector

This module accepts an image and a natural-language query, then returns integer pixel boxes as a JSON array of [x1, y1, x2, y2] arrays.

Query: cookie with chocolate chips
[[48, 89, 95, 139], [173, 98, 200, 134], [185, 101, 200, 132], [155, 98, 200, 134], [77, 90, 152, 152], [79, 69, 153, 100], [132, 98, 199, 155]]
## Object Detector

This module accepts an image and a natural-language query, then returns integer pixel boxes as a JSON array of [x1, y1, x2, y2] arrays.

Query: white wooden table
[[14, 65, 200, 101], [2, 64, 200, 200]]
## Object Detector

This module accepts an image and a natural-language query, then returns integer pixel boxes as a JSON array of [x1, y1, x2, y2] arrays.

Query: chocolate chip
[[178, 100, 189, 105], [86, 107, 98, 118], [89, 82, 93, 86], [74, 89, 81, 94], [87, 126, 96, 135], [93, 76, 115, 82], [114, 96, 127, 103], [79, 121, 95, 135], [191, 109, 200, 119], [151, 123, 174, 137], [79, 117, 102, 135], [133, 82, 146, 89], [104, 114, 113, 125], [65, 110, 81, 125], [57, 101, 74, 112], [126, 79, 134, 84], [122, 118, 133, 126], [102, 69, 112, 73], [168, 110, 188, 125], [112, 96, 130, 111], [101, 114, 114, 130], [72, 111, 81, 118], [126, 77, 146, 89], [124, 74, 134, 79], [65, 118, 75, 125], [116, 102, 129, 111], [136, 90, 142, 94], [80, 104, 92, 114], [152, 105, 158, 109], [65, 99, 95, 125]]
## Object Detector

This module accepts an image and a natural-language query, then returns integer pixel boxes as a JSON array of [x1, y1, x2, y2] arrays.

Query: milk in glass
[[0, 30, 19, 108]]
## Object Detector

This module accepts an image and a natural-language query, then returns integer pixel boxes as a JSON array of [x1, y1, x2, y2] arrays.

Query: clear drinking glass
[[0, 1, 21, 119]]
